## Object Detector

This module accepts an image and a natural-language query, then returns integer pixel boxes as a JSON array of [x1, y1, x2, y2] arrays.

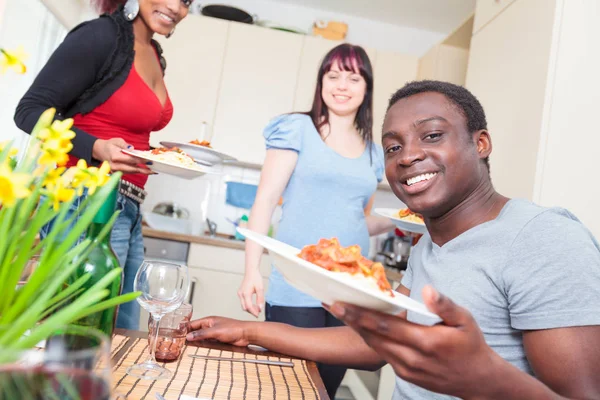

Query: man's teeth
[[406, 173, 436, 186], [158, 12, 174, 22]]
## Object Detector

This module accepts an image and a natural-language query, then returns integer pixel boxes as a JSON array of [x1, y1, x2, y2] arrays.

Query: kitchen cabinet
[[138, 242, 272, 330], [293, 36, 343, 111], [150, 15, 229, 148], [472, 0, 517, 34], [211, 22, 304, 165], [371, 51, 418, 186], [466, 0, 556, 200], [186, 243, 272, 322], [417, 44, 469, 86], [293, 36, 378, 111], [372, 51, 418, 148]]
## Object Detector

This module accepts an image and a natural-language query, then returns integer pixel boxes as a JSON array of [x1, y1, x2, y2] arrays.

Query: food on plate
[[189, 139, 212, 148], [396, 208, 424, 224], [298, 238, 394, 297], [141, 147, 198, 168]]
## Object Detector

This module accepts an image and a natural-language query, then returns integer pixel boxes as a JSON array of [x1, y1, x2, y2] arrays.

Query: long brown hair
[[306, 43, 374, 148]]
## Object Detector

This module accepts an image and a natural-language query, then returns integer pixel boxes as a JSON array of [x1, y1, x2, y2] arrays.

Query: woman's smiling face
[[138, 0, 191, 36]]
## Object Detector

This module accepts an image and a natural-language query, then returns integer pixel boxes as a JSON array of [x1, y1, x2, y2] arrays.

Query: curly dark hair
[[387, 80, 489, 170]]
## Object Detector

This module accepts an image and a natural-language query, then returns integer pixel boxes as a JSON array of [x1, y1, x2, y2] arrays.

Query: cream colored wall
[[533, 0, 600, 238], [472, 0, 517, 34], [40, 0, 87, 29], [466, 0, 557, 199]]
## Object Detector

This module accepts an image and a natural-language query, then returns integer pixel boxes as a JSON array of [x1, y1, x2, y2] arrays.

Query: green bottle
[[74, 186, 122, 336]]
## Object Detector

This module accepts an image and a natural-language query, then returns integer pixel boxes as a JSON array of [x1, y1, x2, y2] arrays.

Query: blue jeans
[[112, 194, 143, 330], [40, 192, 143, 330]]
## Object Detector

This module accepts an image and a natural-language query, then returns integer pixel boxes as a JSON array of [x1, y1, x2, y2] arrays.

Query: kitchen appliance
[[198, 4, 257, 24], [152, 202, 190, 219], [375, 230, 412, 271], [143, 203, 192, 234]]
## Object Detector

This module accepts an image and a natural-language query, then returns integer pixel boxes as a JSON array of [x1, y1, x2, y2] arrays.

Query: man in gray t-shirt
[[187, 81, 600, 399], [395, 199, 600, 399]]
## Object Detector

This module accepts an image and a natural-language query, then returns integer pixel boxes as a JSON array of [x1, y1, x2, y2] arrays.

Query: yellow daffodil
[[37, 120, 74, 140], [45, 179, 76, 211], [36, 118, 76, 167], [38, 108, 56, 127], [0, 162, 31, 207], [42, 167, 66, 190], [85, 161, 111, 195], [39, 145, 72, 167], [69, 160, 111, 195], [0, 46, 28, 75]]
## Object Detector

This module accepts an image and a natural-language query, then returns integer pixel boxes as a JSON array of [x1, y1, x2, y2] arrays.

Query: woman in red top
[[15, 0, 192, 329]]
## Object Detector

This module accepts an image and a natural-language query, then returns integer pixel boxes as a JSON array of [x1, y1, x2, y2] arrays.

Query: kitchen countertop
[[142, 227, 249, 251]]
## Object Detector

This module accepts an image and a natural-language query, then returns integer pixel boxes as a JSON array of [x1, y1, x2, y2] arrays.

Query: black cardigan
[[14, 10, 165, 164]]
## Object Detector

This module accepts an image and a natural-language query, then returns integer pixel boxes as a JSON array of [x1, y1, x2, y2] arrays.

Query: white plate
[[375, 208, 427, 235], [122, 149, 220, 180], [160, 141, 237, 166], [237, 228, 441, 325]]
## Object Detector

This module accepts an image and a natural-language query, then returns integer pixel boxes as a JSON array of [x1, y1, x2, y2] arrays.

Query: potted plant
[[0, 46, 139, 398]]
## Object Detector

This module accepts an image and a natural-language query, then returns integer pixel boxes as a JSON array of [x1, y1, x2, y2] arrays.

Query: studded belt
[[118, 180, 147, 205]]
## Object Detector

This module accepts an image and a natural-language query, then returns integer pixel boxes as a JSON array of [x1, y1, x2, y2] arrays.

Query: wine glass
[[126, 260, 189, 380], [0, 325, 112, 400]]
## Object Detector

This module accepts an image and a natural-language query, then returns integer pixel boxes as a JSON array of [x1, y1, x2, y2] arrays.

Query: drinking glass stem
[[147, 314, 163, 364]]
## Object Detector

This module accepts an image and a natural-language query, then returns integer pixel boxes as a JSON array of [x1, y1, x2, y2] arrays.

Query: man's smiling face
[[382, 91, 490, 219]]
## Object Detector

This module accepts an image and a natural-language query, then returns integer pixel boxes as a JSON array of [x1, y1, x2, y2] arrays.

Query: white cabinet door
[[473, 0, 517, 34], [186, 243, 272, 321], [372, 51, 418, 148], [417, 44, 469, 86], [372, 51, 418, 185], [293, 36, 343, 111], [212, 23, 304, 165], [187, 267, 269, 322], [466, 0, 556, 199], [150, 15, 229, 147]]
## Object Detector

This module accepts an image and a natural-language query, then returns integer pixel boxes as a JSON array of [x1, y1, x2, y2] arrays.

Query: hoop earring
[[123, 0, 139, 21], [166, 26, 176, 39]]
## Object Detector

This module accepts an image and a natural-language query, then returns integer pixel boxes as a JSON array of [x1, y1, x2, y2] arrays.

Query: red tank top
[[69, 64, 173, 188]]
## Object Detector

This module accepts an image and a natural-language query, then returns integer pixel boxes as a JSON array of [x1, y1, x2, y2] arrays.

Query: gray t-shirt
[[394, 199, 600, 399]]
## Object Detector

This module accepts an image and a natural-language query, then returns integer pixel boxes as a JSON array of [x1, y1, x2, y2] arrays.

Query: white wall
[[533, 0, 600, 238], [0, 0, 66, 150], [194, 0, 445, 56]]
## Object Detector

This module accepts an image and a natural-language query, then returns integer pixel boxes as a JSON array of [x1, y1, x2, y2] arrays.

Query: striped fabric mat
[[111, 337, 321, 400]]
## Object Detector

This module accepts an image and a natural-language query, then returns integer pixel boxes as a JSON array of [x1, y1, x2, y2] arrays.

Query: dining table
[[111, 329, 329, 400]]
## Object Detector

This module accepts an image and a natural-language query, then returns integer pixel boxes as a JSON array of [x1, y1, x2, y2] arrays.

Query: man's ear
[[473, 130, 492, 160]]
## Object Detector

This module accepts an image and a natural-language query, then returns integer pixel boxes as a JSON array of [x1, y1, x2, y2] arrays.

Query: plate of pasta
[[160, 140, 237, 166], [237, 228, 440, 324], [375, 208, 427, 234], [122, 147, 220, 179]]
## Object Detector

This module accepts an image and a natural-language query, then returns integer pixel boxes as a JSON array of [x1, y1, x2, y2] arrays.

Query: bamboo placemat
[[111, 334, 131, 358], [112, 337, 321, 400]]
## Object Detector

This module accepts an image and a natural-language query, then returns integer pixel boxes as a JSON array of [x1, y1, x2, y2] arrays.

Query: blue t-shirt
[[264, 114, 385, 307]]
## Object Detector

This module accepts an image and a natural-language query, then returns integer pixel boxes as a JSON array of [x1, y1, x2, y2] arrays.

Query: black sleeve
[[14, 18, 116, 163]]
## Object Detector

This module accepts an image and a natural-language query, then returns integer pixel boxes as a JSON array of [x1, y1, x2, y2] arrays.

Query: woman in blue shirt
[[238, 43, 394, 397]]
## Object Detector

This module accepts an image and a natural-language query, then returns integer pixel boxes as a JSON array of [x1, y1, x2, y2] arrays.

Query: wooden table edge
[[114, 329, 330, 400]]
